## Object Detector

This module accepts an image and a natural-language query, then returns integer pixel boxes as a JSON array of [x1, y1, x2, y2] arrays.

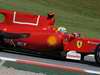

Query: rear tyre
[[95, 44, 100, 64]]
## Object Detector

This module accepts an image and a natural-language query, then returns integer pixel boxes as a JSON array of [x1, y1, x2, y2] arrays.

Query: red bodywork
[[0, 9, 100, 54], [0, 9, 63, 53], [64, 36, 100, 53]]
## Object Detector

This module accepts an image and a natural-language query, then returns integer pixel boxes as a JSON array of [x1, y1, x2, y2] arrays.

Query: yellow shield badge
[[76, 40, 83, 48]]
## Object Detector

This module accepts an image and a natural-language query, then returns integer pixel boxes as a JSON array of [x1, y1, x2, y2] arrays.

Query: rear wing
[[0, 9, 13, 24], [0, 9, 55, 27]]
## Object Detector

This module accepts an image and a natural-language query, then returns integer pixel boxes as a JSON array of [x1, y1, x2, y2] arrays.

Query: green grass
[[0, 0, 100, 38]]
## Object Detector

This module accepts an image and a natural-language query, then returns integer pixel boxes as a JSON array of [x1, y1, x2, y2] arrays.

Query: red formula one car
[[0, 9, 100, 64]]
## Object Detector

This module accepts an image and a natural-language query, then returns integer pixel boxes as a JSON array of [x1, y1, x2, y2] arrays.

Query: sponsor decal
[[76, 40, 83, 48], [13, 11, 40, 26], [66, 51, 81, 60], [47, 36, 57, 46]]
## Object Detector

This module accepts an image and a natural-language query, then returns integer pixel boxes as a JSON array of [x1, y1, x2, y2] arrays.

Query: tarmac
[[0, 52, 100, 74]]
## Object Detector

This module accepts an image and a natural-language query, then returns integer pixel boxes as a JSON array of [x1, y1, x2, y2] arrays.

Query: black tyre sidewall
[[95, 44, 100, 64]]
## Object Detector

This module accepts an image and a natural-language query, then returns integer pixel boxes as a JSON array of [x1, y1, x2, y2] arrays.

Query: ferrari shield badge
[[76, 40, 83, 48]]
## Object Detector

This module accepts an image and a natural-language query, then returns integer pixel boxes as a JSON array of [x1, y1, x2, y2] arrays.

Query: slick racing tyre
[[95, 44, 100, 64]]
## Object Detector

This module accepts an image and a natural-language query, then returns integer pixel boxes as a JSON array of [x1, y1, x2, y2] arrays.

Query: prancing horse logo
[[76, 40, 83, 48]]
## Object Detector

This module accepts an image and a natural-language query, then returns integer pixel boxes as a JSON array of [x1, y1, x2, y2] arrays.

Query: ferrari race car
[[0, 9, 100, 64]]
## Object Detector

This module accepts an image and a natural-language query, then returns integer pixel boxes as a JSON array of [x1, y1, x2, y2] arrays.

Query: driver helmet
[[57, 27, 67, 33]]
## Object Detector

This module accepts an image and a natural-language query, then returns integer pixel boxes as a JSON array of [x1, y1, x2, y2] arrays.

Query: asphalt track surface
[[0, 51, 100, 74]]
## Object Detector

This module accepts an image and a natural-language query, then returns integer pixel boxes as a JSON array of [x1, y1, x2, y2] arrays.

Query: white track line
[[0, 57, 16, 62], [84, 69, 100, 74]]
